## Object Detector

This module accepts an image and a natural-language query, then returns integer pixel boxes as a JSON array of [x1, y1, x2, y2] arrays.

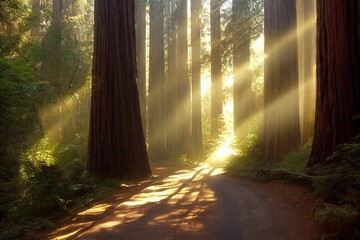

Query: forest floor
[[30, 164, 319, 240]]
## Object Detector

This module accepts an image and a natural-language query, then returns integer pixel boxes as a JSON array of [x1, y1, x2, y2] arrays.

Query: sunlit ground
[[46, 165, 223, 239]]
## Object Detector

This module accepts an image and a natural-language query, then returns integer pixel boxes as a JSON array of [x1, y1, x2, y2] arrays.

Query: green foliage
[[0, 217, 54, 240], [314, 141, 360, 239], [316, 204, 359, 240], [19, 164, 67, 216], [0, 1, 96, 238], [0, 57, 41, 219], [226, 134, 264, 177], [272, 142, 311, 174], [314, 143, 360, 204]]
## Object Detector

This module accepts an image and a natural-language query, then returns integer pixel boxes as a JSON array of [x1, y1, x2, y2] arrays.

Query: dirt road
[[39, 165, 318, 240]]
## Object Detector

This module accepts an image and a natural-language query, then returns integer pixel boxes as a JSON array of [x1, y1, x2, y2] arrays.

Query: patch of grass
[[272, 144, 311, 174]]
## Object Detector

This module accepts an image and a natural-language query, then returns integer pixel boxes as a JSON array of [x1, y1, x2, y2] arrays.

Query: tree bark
[[233, 0, 252, 138], [309, 0, 360, 166], [148, 0, 166, 160], [264, 0, 300, 163], [191, 0, 204, 156], [136, 0, 147, 139], [87, 0, 151, 178], [211, 0, 223, 137], [30, 0, 41, 39], [166, 0, 179, 158], [52, 0, 62, 90], [52, 0, 62, 140], [296, 0, 316, 144], [177, 0, 190, 155]]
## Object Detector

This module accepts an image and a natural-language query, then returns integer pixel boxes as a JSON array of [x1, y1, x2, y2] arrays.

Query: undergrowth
[[0, 136, 124, 240], [313, 140, 360, 240], [271, 141, 311, 174], [226, 134, 264, 178], [226, 134, 312, 177]]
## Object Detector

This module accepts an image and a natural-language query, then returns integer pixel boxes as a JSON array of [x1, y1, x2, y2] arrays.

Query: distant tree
[[51, 0, 62, 90], [191, 0, 204, 155], [296, 0, 316, 144], [211, 0, 223, 137], [30, 0, 41, 38], [233, 0, 252, 138], [87, 0, 151, 178], [263, 0, 300, 163], [166, 0, 179, 158], [148, 0, 166, 160], [309, 0, 360, 166], [136, 0, 147, 137], [177, 0, 190, 154]]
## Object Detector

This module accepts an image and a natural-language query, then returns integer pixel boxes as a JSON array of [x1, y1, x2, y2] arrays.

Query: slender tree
[[52, 0, 62, 81], [30, 0, 41, 38], [87, 0, 151, 178], [233, 0, 252, 138], [51, 0, 63, 140], [309, 0, 360, 166], [148, 0, 166, 160], [296, 0, 316, 144], [136, 0, 147, 137], [166, 0, 179, 158], [191, 0, 204, 155], [264, 0, 300, 163], [177, 0, 190, 154], [211, 0, 223, 137]]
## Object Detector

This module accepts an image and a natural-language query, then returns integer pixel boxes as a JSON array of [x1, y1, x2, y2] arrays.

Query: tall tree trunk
[[264, 0, 300, 163], [191, 0, 204, 155], [149, 0, 166, 160], [309, 0, 360, 166], [233, 0, 252, 138], [211, 0, 223, 137], [177, 0, 190, 155], [52, 0, 62, 139], [296, 0, 316, 144], [30, 0, 41, 39], [166, 0, 179, 158], [52, 0, 62, 83], [136, 0, 147, 139], [87, 0, 151, 178]]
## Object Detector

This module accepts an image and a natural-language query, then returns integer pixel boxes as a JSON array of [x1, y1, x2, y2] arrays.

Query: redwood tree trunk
[[309, 0, 360, 166], [136, 0, 147, 139], [149, 0, 166, 160], [296, 0, 316, 144], [88, 0, 151, 178], [233, 0, 252, 138], [264, 0, 300, 163], [177, 0, 190, 155], [30, 0, 41, 38], [191, 0, 204, 155], [166, 0, 179, 158], [211, 0, 223, 137], [52, 0, 62, 82], [52, 0, 62, 139]]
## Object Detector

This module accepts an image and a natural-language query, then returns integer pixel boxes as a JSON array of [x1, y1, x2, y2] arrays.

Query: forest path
[[39, 165, 318, 240]]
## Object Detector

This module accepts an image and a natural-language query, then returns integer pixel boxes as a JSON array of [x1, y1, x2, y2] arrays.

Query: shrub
[[314, 141, 360, 239], [272, 142, 312, 174], [226, 134, 264, 177]]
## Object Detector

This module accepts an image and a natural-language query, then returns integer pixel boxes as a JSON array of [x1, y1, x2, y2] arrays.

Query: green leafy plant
[[226, 134, 264, 177], [314, 141, 360, 239]]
